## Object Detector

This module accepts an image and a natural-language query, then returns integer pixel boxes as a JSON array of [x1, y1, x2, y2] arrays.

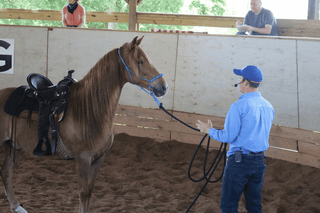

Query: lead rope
[[160, 103, 227, 213], [118, 49, 226, 212]]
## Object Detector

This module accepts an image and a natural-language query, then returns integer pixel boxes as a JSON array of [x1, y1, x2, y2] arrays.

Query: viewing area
[[0, 1, 320, 38], [0, 1, 320, 169]]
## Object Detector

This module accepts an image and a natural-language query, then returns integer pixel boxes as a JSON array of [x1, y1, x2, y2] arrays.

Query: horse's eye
[[138, 61, 143, 65]]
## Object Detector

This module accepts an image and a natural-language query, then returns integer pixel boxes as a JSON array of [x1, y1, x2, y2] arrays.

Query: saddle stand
[[26, 70, 76, 156]]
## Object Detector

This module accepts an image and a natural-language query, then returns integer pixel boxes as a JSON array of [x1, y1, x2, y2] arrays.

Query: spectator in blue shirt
[[196, 65, 274, 212], [236, 0, 278, 36]]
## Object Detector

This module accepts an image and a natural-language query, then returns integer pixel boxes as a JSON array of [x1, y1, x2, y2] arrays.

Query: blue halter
[[118, 49, 163, 106]]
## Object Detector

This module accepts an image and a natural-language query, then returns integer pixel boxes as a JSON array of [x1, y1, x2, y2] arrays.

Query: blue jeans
[[220, 152, 266, 213]]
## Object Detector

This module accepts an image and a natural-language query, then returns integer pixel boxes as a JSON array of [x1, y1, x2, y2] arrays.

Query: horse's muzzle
[[152, 83, 168, 97]]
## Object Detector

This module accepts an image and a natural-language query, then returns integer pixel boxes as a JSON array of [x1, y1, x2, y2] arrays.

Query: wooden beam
[[116, 105, 173, 121], [114, 125, 170, 142], [266, 147, 320, 168], [0, 9, 239, 28], [308, 0, 320, 19], [125, 0, 143, 6], [0, 8, 62, 21], [277, 19, 320, 37], [0, 8, 129, 23], [86, 11, 128, 23], [137, 12, 240, 28], [298, 140, 320, 157], [128, 0, 137, 31]]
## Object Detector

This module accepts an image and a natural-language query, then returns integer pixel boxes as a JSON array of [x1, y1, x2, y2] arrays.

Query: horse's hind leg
[[76, 154, 105, 213], [1, 141, 27, 213]]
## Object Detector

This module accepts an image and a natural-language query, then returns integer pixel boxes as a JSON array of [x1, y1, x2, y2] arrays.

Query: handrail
[[0, 8, 129, 24], [0, 8, 239, 28], [137, 12, 239, 28]]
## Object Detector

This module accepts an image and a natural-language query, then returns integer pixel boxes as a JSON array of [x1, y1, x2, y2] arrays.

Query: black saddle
[[27, 73, 56, 100], [4, 70, 76, 156]]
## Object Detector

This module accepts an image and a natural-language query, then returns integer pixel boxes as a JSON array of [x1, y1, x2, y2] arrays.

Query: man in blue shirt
[[236, 0, 278, 36], [196, 65, 274, 212]]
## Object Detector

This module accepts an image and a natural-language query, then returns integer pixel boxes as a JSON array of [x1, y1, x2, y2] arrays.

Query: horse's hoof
[[13, 206, 28, 213]]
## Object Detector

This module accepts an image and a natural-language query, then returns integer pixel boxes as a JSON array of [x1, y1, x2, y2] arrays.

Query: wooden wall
[[278, 19, 320, 38], [0, 25, 319, 168], [114, 105, 320, 168]]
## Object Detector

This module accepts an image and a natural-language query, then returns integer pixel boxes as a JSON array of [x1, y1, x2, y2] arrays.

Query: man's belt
[[248, 151, 264, 155]]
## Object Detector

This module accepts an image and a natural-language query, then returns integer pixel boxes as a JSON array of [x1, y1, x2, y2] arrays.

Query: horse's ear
[[136, 36, 144, 46], [130, 36, 139, 50]]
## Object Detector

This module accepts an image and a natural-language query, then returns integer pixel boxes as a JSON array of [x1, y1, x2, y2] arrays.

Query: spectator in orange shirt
[[62, 0, 85, 28]]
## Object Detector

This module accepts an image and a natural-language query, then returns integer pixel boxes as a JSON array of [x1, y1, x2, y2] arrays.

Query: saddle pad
[[4, 86, 39, 116]]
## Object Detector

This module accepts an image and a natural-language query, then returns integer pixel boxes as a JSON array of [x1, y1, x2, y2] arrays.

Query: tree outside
[[0, 0, 228, 33]]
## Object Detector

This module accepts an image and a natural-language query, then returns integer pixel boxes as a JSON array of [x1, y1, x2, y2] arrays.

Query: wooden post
[[128, 0, 137, 31], [308, 0, 319, 19]]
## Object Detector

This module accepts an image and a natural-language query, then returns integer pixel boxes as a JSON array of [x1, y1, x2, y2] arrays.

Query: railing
[[114, 105, 320, 169], [0, 8, 238, 27], [1, 8, 320, 37]]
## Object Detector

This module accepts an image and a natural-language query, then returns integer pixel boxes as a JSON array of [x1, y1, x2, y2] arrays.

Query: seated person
[[236, 0, 278, 36]]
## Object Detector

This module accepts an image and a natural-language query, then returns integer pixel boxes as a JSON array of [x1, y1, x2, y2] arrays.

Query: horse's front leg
[[1, 142, 27, 213], [76, 153, 105, 213]]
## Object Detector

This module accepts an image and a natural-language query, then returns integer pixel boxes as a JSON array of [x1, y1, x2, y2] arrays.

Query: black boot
[[33, 138, 44, 155], [33, 137, 52, 156], [33, 101, 51, 156]]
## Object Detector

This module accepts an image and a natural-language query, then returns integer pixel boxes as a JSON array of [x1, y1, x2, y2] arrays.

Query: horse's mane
[[68, 48, 125, 144]]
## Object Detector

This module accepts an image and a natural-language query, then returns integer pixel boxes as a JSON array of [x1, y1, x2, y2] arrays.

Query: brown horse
[[0, 36, 168, 213]]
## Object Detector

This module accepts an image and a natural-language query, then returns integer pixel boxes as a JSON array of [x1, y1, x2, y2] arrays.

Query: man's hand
[[236, 20, 243, 27], [196, 120, 213, 134], [242, 25, 272, 34], [242, 25, 253, 32]]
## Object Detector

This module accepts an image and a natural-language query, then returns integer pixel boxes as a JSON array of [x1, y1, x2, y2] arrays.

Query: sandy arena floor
[[0, 133, 319, 213]]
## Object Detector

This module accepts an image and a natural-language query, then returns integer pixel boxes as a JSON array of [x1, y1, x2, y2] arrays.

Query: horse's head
[[119, 36, 168, 98]]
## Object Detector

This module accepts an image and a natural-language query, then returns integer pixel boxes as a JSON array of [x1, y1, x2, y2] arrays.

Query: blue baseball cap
[[233, 65, 263, 85]]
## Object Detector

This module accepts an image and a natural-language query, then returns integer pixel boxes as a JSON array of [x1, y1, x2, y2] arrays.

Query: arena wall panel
[[0, 25, 319, 168], [0, 26, 47, 89], [297, 40, 320, 132], [174, 35, 298, 128], [47, 28, 175, 110]]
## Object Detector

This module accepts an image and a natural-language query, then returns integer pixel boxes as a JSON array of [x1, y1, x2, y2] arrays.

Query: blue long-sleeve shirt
[[209, 92, 274, 157]]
